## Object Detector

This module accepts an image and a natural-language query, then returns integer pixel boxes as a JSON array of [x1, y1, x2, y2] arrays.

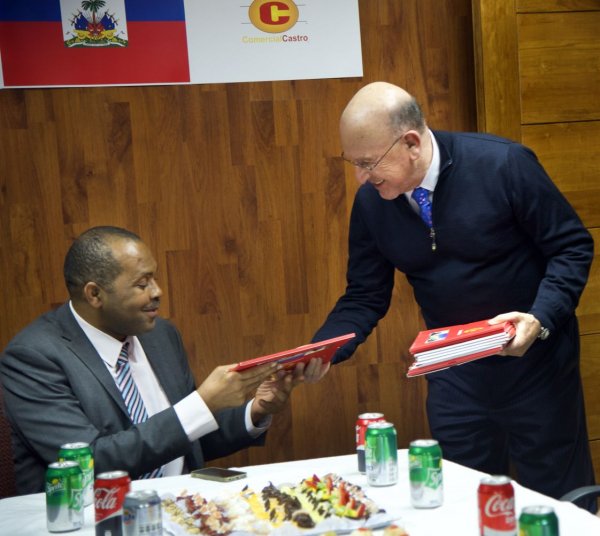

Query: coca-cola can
[[478, 475, 516, 536], [356, 412, 385, 473], [95, 470, 132, 536]]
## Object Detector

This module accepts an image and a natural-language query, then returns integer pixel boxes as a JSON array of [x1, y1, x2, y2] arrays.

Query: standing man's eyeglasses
[[341, 132, 407, 172]]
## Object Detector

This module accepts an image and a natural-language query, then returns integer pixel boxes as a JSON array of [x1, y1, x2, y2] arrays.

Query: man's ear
[[404, 130, 420, 150], [83, 282, 103, 308], [406, 131, 427, 165]]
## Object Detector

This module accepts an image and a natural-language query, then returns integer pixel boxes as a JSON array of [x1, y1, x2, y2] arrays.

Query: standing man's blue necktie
[[116, 342, 163, 479], [411, 187, 433, 228]]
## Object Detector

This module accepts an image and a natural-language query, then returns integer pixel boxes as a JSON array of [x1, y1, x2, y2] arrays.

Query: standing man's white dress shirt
[[405, 129, 441, 210]]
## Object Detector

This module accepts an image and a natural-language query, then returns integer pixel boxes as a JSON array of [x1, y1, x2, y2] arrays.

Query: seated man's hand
[[250, 366, 304, 425], [197, 362, 280, 413]]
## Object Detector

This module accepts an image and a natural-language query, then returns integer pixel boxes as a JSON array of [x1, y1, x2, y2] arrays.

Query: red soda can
[[478, 475, 516, 536], [95, 470, 131, 536], [356, 412, 385, 473]]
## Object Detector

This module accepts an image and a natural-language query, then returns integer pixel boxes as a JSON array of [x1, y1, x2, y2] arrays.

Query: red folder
[[406, 320, 515, 377], [230, 333, 355, 372]]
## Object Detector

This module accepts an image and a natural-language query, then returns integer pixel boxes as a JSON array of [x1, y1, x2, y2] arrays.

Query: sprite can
[[518, 505, 560, 536], [58, 442, 94, 506], [46, 461, 84, 532], [365, 421, 398, 486], [408, 439, 443, 508]]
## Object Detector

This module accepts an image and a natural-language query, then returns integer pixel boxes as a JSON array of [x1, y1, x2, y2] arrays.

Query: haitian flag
[[0, 0, 190, 87]]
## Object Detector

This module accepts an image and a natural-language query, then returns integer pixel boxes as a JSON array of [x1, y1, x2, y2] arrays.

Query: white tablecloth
[[1, 451, 598, 535]]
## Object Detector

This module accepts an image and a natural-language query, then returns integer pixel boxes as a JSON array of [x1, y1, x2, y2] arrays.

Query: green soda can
[[59, 442, 94, 506], [46, 460, 84, 532], [408, 439, 443, 508], [518, 505, 560, 536], [365, 421, 398, 486]]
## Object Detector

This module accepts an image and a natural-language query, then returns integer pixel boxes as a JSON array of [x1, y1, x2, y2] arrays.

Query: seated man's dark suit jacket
[[0, 303, 264, 495]]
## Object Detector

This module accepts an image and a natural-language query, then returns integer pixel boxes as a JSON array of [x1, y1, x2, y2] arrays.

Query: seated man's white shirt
[[69, 302, 269, 477]]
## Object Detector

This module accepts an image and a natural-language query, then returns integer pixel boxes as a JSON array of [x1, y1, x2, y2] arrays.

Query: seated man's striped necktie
[[116, 342, 163, 479]]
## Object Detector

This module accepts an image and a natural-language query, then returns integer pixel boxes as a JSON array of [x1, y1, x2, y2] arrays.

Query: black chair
[[0, 383, 17, 498], [560, 485, 600, 514]]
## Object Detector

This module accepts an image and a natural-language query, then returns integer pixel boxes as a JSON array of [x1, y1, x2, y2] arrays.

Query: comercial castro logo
[[248, 0, 299, 33]]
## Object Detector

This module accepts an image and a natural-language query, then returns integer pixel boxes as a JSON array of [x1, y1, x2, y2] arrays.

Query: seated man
[[0, 226, 302, 494]]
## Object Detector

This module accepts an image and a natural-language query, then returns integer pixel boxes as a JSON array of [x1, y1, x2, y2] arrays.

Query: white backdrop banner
[[184, 0, 363, 84]]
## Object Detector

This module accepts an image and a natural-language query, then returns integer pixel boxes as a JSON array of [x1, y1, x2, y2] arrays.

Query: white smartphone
[[190, 467, 247, 482]]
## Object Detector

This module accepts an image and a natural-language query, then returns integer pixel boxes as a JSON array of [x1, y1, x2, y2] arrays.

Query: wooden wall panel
[[471, 0, 521, 138], [518, 12, 600, 124], [0, 0, 476, 469], [517, 0, 600, 13], [578, 228, 600, 337], [582, 333, 600, 439], [521, 122, 600, 229], [592, 441, 600, 487]]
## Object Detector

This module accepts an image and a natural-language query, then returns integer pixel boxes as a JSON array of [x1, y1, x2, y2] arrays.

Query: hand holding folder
[[407, 319, 515, 377]]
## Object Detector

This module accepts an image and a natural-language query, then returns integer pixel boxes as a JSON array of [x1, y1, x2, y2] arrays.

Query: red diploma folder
[[230, 333, 356, 372], [406, 319, 515, 377]]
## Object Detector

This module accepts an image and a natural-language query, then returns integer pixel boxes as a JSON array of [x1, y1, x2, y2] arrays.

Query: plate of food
[[161, 473, 408, 535]]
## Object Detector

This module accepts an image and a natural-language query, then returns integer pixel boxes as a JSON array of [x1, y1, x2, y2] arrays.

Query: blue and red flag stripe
[[0, 0, 190, 87]]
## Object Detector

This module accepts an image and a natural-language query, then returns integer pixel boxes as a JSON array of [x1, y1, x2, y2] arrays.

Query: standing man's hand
[[197, 362, 280, 413], [488, 312, 542, 357], [294, 357, 330, 384]]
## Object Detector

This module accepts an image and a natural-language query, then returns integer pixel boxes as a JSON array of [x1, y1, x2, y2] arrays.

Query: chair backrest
[[0, 383, 17, 498], [560, 485, 600, 515]]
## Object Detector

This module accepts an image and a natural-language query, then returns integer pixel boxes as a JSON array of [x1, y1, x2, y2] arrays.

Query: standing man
[[1, 226, 302, 494], [309, 82, 596, 510]]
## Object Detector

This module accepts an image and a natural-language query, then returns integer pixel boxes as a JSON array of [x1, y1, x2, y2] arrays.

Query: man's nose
[[150, 279, 163, 298], [355, 166, 371, 184]]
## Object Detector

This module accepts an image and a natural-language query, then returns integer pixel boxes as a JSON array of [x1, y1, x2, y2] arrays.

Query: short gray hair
[[390, 97, 426, 134]]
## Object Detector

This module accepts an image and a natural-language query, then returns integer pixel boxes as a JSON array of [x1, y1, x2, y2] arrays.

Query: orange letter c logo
[[249, 0, 299, 34]]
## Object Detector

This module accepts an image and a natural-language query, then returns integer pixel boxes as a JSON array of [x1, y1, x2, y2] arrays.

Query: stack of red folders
[[406, 319, 516, 377]]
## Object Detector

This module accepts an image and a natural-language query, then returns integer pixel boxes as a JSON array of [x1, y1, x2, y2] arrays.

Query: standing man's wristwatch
[[538, 326, 551, 340]]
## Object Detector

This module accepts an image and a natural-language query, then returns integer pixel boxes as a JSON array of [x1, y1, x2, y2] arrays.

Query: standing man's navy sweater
[[314, 130, 595, 508]]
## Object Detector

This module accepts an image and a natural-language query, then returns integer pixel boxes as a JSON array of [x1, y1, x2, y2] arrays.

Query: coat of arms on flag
[[60, 0, 128, 48]]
